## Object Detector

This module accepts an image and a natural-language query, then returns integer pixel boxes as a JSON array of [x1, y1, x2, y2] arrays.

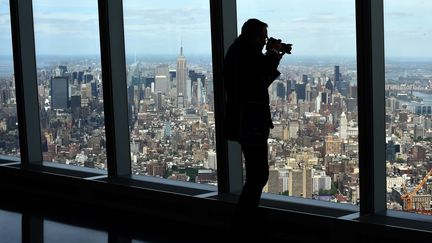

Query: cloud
[[32, 7, 210, 38], [123, 7, 211, 54], [124, 7, 209, 31], [35, 12, 97, 23], [32, 10, 100, 55], [386, 28, 432, 39], [33, 12, 99, 36], [386, 12, 415, 18], [31, 5, 212, 55], [32, 0, 99, 38], [291, 14, 351, 24], [33, 0, 96, 10]]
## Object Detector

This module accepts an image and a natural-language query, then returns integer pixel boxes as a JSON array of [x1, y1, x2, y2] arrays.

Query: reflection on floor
[[0, 210, 21, 243], [0, 207, 230, 243], [44, 220, 107, 243], [0, 209, 112, 243]]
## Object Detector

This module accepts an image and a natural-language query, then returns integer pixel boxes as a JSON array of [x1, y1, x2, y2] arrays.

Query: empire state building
[[176, 46, 187, 107]]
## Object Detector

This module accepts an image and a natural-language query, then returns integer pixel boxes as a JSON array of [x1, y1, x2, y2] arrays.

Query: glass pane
[[33, 1, 106, 170], [124, 0, 216, 185], [385, 0, 432, 215], [44, 220, 107, 243], [0, 0, 20, 158], [237, 0, 359, 205]]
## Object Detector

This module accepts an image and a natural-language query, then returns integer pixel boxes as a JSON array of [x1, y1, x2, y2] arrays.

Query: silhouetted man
[[224, 18, 285, 230]]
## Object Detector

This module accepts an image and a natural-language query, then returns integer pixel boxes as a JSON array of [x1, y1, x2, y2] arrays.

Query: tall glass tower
[[50, 76, 69, 110]]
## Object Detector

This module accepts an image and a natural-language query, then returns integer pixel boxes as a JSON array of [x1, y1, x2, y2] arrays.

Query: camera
[[267, 37, 292, 54]]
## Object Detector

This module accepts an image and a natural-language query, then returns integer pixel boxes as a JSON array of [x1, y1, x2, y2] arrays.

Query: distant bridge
[[386, 85, 432, 94]]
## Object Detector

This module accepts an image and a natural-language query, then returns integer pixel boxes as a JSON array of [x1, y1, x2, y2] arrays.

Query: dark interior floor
[[0, 207, 232, 243], [0, 201, 281, 243], [2, 197, 432, 243], [0, 164, 309, 243], [0, 165, 430, 243]]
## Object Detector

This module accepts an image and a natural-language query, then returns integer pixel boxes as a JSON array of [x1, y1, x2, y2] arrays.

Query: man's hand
[[266, 38, 282, 52], [266, 48, 284, 60]]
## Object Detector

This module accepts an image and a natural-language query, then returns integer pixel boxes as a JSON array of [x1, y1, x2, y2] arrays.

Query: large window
[[0, 0, 432, 238], [33, 1, 106, 170], [237, 0, 359, 205], [0, 0, 20, 157], [385, 0, 432, 215], [123, 1, 216, 185]]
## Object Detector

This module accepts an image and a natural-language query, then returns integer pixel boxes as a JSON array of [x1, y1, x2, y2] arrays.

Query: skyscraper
[[156, 91, 163, 111], [51, 77, 69, 110], [289, 169, 303, 197], [340, 112, 348, 140], [207, 150, 217, 170], [334, 65, 347, 96], [267, 168, 280, 194], [302, 167, 313, 198], [164, 121, 172, 138], [334, 65, 340, 85], [302, 74, 308, 85], [321, 92, 328, 105], [191, 80, 198, 106], [70, 94, 81, 110], [286, 79, 292, 96], [312, 174, 332, 193], [295, 83, 306, 102], [176, 46, 187, 107], [338, 81, 350, 97], [325, 79, 334, 93], [155, 64, 169, 94], [289, 119, 299, 139], [305, 83, 311, 102], [276, 82, 286, 100]]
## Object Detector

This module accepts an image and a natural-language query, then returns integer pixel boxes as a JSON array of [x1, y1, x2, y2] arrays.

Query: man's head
[[240, 18, 268, 50]]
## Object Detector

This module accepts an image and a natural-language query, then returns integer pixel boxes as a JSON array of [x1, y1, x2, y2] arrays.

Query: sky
[[0, 0, 432, 58]]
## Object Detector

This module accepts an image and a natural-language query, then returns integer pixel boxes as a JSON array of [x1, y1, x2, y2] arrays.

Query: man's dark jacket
[[223, 35, 281, 145]]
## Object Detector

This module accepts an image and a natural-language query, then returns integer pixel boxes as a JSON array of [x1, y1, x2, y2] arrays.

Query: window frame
[[1, 0, 430, 233], [9, 0, 42, 165], [356, 0, 386, 214]]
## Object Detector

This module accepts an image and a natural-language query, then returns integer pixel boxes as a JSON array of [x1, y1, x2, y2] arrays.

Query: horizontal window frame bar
[[129, 174, 216, 195], [260, 192, 358, 216], [0, 155, 20, 163], [42, 161, 107, 177]]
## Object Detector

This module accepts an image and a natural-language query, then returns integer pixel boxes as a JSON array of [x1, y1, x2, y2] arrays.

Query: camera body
[[267, 37, 292, 54]]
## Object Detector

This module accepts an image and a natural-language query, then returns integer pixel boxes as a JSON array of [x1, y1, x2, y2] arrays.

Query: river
[[400, 91, 432, 109]]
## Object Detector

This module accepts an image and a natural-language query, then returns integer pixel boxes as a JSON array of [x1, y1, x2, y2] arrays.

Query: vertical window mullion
[[210, 0, 243, 193], [9, 0, 42, 165], [98, 0, 131, 177], [356, 0, 386, 214]]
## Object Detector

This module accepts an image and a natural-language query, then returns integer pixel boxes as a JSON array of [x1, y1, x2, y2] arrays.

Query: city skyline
[[1, 44, 432, 212]]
